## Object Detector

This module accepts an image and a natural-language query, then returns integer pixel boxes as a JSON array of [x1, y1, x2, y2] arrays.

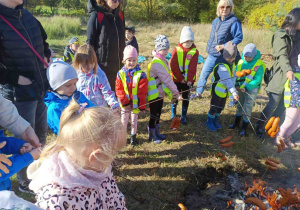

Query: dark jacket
[[265, 29, 300, 94], [126, 36, 139, 53], [62, 45, 75, 64], [86, 0, 125, 91], [206, 15, 243, 57], [0, 4, 51, 102]]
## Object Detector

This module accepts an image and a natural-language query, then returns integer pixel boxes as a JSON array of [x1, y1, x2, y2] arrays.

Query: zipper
[[108, 12, 121, 69], [18, 10, 45, 98]]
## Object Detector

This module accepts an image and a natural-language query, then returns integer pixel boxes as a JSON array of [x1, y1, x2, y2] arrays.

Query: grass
[[11, 19, 300, 209]]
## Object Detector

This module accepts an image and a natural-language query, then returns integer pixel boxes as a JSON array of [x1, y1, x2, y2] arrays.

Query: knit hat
[[69, 37, 80, 45], [47, 61, 78, 90], [243, 43, 257, 58], [123, 45, 138, 61], [155, 35, 170, 51], [223, 41, 237, 59], [125, 26, 135, 33], [180, 26, 195, 44]]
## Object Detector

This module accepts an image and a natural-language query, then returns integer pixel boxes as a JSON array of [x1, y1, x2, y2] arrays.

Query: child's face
[[124, 57, 137, 69], [158, 49, 169, 58], [182, 40, 193, 49], [225, 57, 235, 65], [244, 56, 254, 62], [56, 78, 78, 97], [80, 62, 95, 74], [125, 30, 134, 41], [70, 43, 80, 52]]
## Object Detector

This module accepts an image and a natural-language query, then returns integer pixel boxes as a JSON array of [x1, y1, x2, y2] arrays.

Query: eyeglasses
[[220, 6, 231, 10]]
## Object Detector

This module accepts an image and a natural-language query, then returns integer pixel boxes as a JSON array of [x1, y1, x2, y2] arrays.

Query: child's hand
[[29, 148, 41, 160], [240, 88, 245, 92], [187, 81, 192, 86], [233, 95, 239, 101], [181, 79, 186, 84], [286, 71, 295, 81], [20, 143, 33, 155], [177, 95, 183, 101], [236, 86, 240, 91]]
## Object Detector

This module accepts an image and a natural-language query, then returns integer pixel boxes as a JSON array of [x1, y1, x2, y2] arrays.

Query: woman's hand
[[18, 76, 32, 85], [215, 45, 224, 52], [21, 126, 41, 148], [286, 71, 295, 81]]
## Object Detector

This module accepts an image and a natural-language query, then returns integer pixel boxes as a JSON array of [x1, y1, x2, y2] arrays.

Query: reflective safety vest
[[284, 73, 300, 108], [210, 63, 235, 98], [147, 58, 173, 101], [63, 53, 74, 62], [174, 47, 197, 81], [119, 69, 143, 114], [236, 59, 266, 91]]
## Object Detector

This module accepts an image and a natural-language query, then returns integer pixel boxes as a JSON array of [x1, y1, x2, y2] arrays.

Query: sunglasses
[[112, 0, 122, 3], [220, 6, 231, 10]]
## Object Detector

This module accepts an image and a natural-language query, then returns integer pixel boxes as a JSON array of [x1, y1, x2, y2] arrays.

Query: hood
[[0, 3, 24, 18], [87, 0, 119, 15], [28, 151, 112, 193], [241, 50, 261, 64], [43, 91, 61, 107]]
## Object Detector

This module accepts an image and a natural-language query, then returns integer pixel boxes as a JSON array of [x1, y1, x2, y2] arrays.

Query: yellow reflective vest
[[174, 47, 197, 81], [284, 73, 300, 108]]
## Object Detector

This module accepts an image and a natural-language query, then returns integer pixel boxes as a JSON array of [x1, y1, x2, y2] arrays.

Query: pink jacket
[[149, 50, 179, 98]]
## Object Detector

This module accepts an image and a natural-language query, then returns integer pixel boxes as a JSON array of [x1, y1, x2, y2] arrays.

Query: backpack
[[97, 11, 124, 26]]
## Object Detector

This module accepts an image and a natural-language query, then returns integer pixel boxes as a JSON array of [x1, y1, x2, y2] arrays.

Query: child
[[28, 99, 127, 209], [275, 54, 300, 148], [115, 46, 148, 146], [207, 41, 239, 132], [147, 35, 182, 143], [62, 37, 80, 64], [73, 44, 120, 113], [228, 43, 265, 136], [170, 26, 199, 124], [125, 26, 139, 53], [0, 132, 40, 191], [44, 61, 94, 135]]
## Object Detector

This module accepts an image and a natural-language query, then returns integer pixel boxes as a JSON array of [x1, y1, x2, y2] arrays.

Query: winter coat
[[0, 136, 33, 191], [77, 66, 119, 109], [115, 65, 148, 110], [28, 151, 127, 209], [0, 3, 51, 102], [62, 45, 75, 64], [149, 51, 179, 98], [206, 15, 243, 57], [87, 0, 125, 91], [266, 29, 300, 94], [43, 91, 95, 135], [126, 36, 139, 53], [235, 50, 264, 91], [170, 43, 199, 83]]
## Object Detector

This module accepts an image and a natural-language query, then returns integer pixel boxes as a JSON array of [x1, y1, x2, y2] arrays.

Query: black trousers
[[209, 90, 227, 115], [149, 97, 164, 128], [174, 82, 191, 107]]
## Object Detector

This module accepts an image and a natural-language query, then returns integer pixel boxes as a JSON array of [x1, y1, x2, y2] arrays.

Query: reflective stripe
[[132, 104, 138, 109], [132, 95, 138, 100], [284, 99, 290, 105], [215, 86, 227, 93], [148, 79, 156, 86], [179, 66, 183, 71], [284, 91, 291, 96], [247, 75, 254, 80], [148, 88, 159, 96], [184, 65, 189, 70]]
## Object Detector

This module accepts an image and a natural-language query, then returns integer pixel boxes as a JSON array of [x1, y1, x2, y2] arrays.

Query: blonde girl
[[28, 99, 127, 209]]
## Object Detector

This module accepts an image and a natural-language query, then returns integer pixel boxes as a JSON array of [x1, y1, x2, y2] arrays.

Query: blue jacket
[[44, 91, 95, 135], [0, 135, 33, 191], [206, 15, 243, 57]]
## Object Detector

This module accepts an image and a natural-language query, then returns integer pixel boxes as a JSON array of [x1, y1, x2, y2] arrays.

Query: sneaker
[[189, 93, 202, 100], [19, 181, 35, 195]]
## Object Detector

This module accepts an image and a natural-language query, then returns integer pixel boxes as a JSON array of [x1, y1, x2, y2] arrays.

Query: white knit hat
[[180, 26, 195, 44], [47, 61, 78, 90]]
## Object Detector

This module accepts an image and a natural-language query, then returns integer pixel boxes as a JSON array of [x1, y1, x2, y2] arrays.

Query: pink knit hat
[[123, 45, 138, 61]]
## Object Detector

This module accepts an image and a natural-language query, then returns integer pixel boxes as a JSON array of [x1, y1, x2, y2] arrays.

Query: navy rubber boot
[[213, 113, 222, 129], [130, 134, 137, 146], [170, 103, 177, 120], [240, 121, 249, 137], [206, 114, 217, 132], [180, 106, 188, 124], [155, 124, 166, 140], [147, 125, 162, 144], [228, 115, 242, 129]]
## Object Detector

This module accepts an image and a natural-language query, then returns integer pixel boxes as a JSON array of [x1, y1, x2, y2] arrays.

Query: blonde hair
[[216, 0, 234, 17], [73, 43, 98, 75], [38, 99, 126, 171]]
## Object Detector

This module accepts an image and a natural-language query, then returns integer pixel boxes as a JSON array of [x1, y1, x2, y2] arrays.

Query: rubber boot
[[213, 113, 222, 129], [206, 114, 217, 132], [180, 106, 188, 124], [130, 134, 137, 146], [255, 122, 264, 139], [228, 115, 242, 129], [148, 125, 162, 144], [240, 121, 249, 137], [155, 124, 166, 140], [170, 104, 177, 120]]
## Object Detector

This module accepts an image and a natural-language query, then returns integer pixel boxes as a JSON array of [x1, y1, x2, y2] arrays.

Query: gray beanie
[[243, 43, 257, 58], [180, 26, 195, 44], [47, 61, 78, 90], [223, 41, 237, 59], [155, 35, 170, 51], [69, 37, 79, 45]]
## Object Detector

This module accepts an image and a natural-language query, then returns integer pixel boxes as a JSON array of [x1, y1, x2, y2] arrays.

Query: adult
[[255, 8, 300, 140], [190, 0, 243, 99], [0, 0, 51, 193], [87, 0, 125, 91]]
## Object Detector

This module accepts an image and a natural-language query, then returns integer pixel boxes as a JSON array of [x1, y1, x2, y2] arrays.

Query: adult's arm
[[87, 12, 99, 48], [230, 21, 243, 45]]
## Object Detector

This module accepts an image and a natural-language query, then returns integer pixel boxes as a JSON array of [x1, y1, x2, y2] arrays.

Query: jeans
[[13, 100, 47, 184], [236, 88, 259, 122], [256, 92, 285, 127], [196, 54, 218, 94]]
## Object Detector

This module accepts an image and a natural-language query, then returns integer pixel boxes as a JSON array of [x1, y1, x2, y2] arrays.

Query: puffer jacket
[[86, 0, 125, 91], [0, 3, 51, 102]]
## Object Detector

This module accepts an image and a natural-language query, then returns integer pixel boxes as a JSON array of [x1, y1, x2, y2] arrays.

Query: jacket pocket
[[13, 82, 40, 102]]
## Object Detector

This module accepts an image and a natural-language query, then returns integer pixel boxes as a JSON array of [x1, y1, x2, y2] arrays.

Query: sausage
[[269, 117, 280, 133], [277, 144, 283, 153], [221, 141, 235, 147], [219, 136, 232, 144], [270, 131, 277, 138], [173, 118, 181, 131], [245, 197, 267, 210], [268, 158, 280, 164], [236, 71, 246, 78], [178, 203, 187, 210], [268, 128, 273, 137], [244, 69, 252, 75], [217, 152, 223, 157], [265, 159, 278, 167], [265, 117, 275, 130], [268, 165, 278, 171], [222, 156, 227, 161], [279, 139, 286, 149], [170, 117, 177, 129]]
